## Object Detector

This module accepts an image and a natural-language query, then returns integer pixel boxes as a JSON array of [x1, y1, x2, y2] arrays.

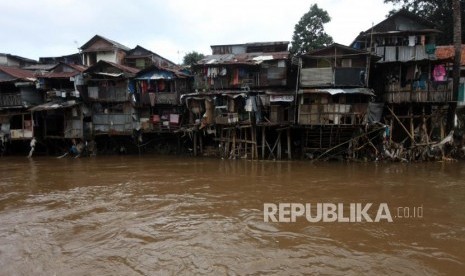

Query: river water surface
[[0, 156, 464, 275]]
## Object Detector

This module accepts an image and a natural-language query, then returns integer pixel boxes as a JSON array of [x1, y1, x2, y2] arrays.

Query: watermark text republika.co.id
[[263, 203, 423, 223]]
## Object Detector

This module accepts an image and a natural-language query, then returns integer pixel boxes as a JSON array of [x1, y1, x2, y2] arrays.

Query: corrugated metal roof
[[136, 70, 175, 80], [0, 65, 36, 82], [79, 34, 131, 52], [299, 88, 374, 96], [0, 53, 38, 64], [106, 61, 140, 74], [196, 51, 289, 66], [126, 45, 179, 68], [22, 64, 58, 71], [84, 60, 140, 76], [136, 65, 191, 79], [362, 10, 436, 35], [210, 41, 290, 48], [38, 63, 87, 79], [435, 45, 465, 65], [29, 100, 78, 112]]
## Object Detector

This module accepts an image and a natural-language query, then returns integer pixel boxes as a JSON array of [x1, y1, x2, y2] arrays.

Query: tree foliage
[[290, 4, 334, 55], [182, 51, 205, 67], [384, 0, 465, 45]]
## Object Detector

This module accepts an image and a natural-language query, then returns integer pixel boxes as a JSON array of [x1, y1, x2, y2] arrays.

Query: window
[[136, 59, 145, 69], [341, 59, 352, 68]]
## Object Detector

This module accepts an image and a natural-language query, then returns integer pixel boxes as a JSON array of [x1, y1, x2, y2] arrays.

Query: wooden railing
[[384, 81, 452, 103], [298, 103, 367, 125], [92, 114, 133, 134], [0, 93, 22, 107]]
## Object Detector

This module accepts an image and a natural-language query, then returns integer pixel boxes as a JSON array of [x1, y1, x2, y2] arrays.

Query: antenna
[[74, 40, 84, 65]]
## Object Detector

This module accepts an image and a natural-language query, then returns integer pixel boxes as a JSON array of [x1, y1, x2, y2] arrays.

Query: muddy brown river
[[0, 156, 464, 275]]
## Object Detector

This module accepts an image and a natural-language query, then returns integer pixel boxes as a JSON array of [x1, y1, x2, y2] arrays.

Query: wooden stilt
[[232, 128, 236, 159], [389, 118, 393, 143], [225, 128, 231, 157], [251, 126, 256, 159], [409, 106, 415, 145], [287, 128, 292, 160], [244, 127, 248, 159], [261, 126, 265, 160], [387, 105, 414, 142], [199, 131, 203, 155], [193, 131, 198, 156]]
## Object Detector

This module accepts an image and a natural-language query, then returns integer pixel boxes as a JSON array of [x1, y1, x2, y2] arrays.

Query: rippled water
[[0, 156, 465, 275]]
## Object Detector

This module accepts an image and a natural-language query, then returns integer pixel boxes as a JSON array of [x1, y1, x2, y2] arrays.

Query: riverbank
[[3, 126, 465, 162]]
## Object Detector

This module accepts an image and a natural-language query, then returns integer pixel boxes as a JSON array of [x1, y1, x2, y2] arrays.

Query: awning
[[93, 72, 124, 77], [299, 88, 374, 96], [29, 100, 79, 112], [270, 95, 294, 102]]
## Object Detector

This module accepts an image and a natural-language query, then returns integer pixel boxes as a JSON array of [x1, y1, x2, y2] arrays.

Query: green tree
[[290, 4, 334, 55], [384, 0, 465, 45], [182, 51, 205, 67]]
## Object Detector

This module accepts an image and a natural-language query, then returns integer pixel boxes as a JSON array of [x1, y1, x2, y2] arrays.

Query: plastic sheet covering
[[367, 102, 384, 124]]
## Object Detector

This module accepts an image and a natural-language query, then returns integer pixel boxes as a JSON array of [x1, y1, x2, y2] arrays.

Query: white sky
[[0, 0, 395, 64]]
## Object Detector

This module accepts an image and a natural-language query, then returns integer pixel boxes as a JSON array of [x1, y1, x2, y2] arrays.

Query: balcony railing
[[375, 45, 433, 62], [0, 93, 22, 107], [300, 67, 366, 87], [92, 114, 133, 134], [384, 80, 452, 103], [137, 92, 179, 106], [87, 86, 128, 102], [298, 103, 368, 125]]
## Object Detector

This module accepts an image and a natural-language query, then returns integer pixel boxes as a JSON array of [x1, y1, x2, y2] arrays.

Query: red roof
[[106, 61, 140, 74], [435, 45, 465, 65], [0, 65, 36, 81]]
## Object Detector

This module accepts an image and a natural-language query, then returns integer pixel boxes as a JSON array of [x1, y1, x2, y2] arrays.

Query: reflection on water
[[0, 156, 465, 275]]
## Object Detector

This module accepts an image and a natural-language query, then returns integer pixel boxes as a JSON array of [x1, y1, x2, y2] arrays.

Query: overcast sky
[[0, 0, 395, 64]]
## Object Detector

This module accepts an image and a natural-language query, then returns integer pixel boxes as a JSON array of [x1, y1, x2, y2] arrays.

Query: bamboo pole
[[193, 131, 197, 156], [409, 106, 415, 145], [261, 126, 265, 159], [313, 126, 385, 161], [287, 128, 292, 160], [387, 105, 415, 142]]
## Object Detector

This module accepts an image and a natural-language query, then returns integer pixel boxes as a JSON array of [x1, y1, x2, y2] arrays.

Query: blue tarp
[[135, 70, 175, 80]]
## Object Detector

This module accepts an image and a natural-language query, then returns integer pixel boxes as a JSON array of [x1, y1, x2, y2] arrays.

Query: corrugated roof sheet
[[0, 65, 36, 82], [136, 65, 191, 79], [136, 70, 175, 80], [22, 64, 58, 71], [435, 45, 465, 65], [0, 53, 37, 64], [84, 60, 140, 76], [80, 35, 131, 52], [363, 10, 436, 35], [29, 100, 78, 112], [299, 88, 374, 96], [38, 63, 87, 79], [210, 41, 290, 48], [196, 51, 289, 66]]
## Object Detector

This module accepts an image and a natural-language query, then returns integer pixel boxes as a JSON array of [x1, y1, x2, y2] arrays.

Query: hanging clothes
[[408, 36, 416, 46], [219, 67, 227, 76], [433, 65, 446, 82], [158, 80, 166, 92], [232, 69, 239, 86]]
